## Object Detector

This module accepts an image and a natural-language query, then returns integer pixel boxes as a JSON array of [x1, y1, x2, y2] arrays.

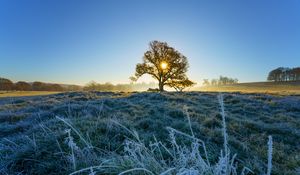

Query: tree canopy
[[14, 81, 31, 91], [203, 76, 239, 86], [0, 78, 67, 91], [267, 67, 300, 82], [132, 41, 195, 91], [0, 78, 14, 90]]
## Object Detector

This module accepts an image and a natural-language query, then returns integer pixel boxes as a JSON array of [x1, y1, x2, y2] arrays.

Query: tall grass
[[0, 92, 275, 174], [267, 136, 273, 175], [67, 94, 272, 175]]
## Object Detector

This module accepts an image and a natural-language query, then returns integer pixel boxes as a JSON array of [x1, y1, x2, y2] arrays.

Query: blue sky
[[0, 0, 299, 85]]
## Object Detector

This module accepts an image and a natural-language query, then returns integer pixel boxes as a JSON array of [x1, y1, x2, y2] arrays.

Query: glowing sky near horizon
[[0, 0, 300, 85]]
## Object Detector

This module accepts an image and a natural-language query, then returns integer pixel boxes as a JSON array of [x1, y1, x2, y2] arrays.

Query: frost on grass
[[0, 92, 297, 174], [69, 94, 269, 175]]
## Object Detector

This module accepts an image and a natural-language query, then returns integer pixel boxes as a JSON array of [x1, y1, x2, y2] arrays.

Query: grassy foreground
[[0, 92, 299, 174]]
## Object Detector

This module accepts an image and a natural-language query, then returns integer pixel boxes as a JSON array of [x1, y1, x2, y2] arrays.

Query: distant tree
[[32, 81, 46, 91], [203, 79, 210, 86], [291, 67, 300, 81], [289, 68, 296, 81], [218, 76, 227, 85], [268, 68, 282, 81], [84, 82, 120, 91], [48, 84, 64, 91], [84, 81, 158, 92], [283, 68, 291, 81], [132, 41, 195, 92], [267, 67, 300, 82], [211, 79, 218, 86], [206, 76, 238, 86], [14, 81, 31, 91], [286, 67, 300, 81], [83, 81, 98, 91], [102, 82, 114, 91], [267, 71, 275, 81], [0, 78, 14, 90]]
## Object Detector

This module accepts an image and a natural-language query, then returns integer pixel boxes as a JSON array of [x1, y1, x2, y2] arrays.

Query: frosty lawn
[[0, 92, 299, 174]]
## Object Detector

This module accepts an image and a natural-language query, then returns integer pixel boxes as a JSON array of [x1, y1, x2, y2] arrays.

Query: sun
[[160, 61, 168, 70]]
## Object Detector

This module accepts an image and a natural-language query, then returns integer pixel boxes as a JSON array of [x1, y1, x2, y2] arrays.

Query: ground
[[0, 91, 61, 98], [0, 91, 299, 174], [197, 81, 300, 94]]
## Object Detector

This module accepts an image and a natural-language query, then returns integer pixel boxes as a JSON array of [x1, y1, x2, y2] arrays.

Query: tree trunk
[[159, 82, 164, 92]]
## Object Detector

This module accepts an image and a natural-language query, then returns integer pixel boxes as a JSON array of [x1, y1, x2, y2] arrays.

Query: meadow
[[197, 81, 300, 94], [0, 91, 299, 174], [0, 91, 62, 98]]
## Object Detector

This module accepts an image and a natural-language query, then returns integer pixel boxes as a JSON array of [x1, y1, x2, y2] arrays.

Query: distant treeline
[[83, 81, 157, 91], [0, 77, 158, 92], [267, 67, 300, 82], [0, 78, 81, 91], [203, 76, 238, 86]]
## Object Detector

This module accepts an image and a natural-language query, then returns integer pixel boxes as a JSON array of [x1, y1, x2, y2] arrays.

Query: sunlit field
[[0, 91, 62, 98], [197, 81, 300, 95]]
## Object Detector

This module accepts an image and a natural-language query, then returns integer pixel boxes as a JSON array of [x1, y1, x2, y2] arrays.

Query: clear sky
[[0, 0, 300, 85]]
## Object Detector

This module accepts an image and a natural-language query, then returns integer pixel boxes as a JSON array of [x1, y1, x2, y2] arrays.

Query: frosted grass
[[68, 94, 271, 175]]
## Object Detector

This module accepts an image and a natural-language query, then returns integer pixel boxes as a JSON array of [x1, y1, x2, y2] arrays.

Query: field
[[197, 81, 300, 94], [0, 91, 299, 174], [0, 91, 62, 98]]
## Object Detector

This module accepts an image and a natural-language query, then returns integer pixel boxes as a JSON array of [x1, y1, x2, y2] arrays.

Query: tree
[[291, 67, 300, 81], [83, 81, 98, 91], [267, 67, 300, 82], [14, 81, 31, 91], [168, 79, 196, 92], [47, 84, 64, 91], [203, 79, 210, 86], [206, 76, 238, 86], [267, 70, 276, 81], [267, 68, 282, 81], [0, 78, 14, 90], [211, 79, 218, 86], [132, 41, 195, 92], [32, 81, 46, 91]]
